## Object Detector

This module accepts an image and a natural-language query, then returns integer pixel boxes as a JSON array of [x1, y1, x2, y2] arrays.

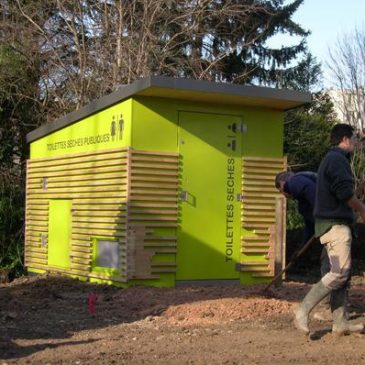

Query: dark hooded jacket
[[284, 171, 317, 242], [314, 147, 354, 224]]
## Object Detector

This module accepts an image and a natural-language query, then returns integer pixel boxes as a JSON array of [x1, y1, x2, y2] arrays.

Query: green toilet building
[[25, 76, 310, 287]]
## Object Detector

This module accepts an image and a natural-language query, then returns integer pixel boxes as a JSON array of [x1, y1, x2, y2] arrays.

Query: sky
[[268, 0, 365, 88]]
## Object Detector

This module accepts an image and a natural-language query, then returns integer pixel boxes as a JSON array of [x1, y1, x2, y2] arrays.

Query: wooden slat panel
[[252, 273, 274, 278], [126, 149, 178, 280], [29, 152, 127, 169], [25, 147, 129, 282], [28, 159, 127, 174], [129, 202, 178, 208], [244, 156, 285, 163], [73, 217, 126, 224], [73, 199, 127, 205], [240, 156, 286, 278], [28, 179, 127, 189], [27, 192, 127, 199], [72, 229, 126, 236], [241, 243, 270, 248], [241, 248, 269, 253], [131, 176, 178, 183], [28, 166, 126, 179], [129, 196, 177, 202], [26, 146, 180, 284], [130, 189, 177, 196], [239, 266, 270, 272]]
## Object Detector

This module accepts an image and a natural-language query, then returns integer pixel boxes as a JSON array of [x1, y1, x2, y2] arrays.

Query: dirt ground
[[2, 227, 365, 365]]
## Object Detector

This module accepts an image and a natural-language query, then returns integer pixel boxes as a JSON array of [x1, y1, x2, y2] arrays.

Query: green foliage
[[0, 175, 24, 275], [197, 0, 310, 86], [0, 0, 330, 277], [283, 92, 338, 229], [0, 45, 40, 276], [286, 199, 304, 230], [284, 92, 337, 172]]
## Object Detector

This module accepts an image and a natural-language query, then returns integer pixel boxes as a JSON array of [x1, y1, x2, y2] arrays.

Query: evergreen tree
[[284, 92, 337, 172]]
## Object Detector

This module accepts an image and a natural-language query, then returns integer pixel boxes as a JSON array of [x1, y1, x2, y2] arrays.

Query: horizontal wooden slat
[[28, 186, 127, 194], [25, 258, 48, 265], [243, 211, 275, 217], [243, 174, 280, 181], [28, 165, 126, 179], [242, 187, 278, 193], [129, 196, 177, 202], [242, 218, 276, 223], [242, 193, 279, 198], [241, 235, 270, 241], [70, 251, 92, 258], [72, 232, 126, 240], [73, 199, 127, 205], [130, 170, 178, 177], [27, 192, 127, 199], [130, 189, 178, 196], [131, 176, 178, 183], [241, 242, 270, 247], [128, 202, 178, 209], [26, 220, 48, 226], [28, 179, 127, 189], [243, 205, 275, 211], [28, 159, 127, 173], [70, 257, 92, 264], [129, 222, 177, 228], [71, 247, 92, 254], [129, 215, 177, 221], [252, 273, 274, 278], [242, 168, 280, 175], [241, 248, 269, 253], [29, 152, 127, 169], [239, 261, 269, 266], [26, 226, 48, 232], [243, 223, 275, 229], [237, 267, 270, 272], [130, 182, 178, 189], [243, 156, 285, 163]]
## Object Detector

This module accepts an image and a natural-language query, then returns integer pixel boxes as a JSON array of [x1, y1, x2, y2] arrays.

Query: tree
[[284, 91, 337, 172], [0, 0, 319, 274], [12, 0, 310, 119], [0, 46, 39, 274], [328, 27, 365, 132], [327, 27, 365, 196]]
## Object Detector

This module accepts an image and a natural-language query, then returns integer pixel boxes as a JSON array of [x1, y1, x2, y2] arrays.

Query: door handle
[[180, 190, 188, 201]]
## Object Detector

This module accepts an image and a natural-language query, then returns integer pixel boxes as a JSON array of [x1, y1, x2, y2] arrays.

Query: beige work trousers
[[319, 225, 352, 290]]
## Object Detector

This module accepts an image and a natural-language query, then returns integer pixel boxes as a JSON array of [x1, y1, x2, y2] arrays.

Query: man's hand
[[348, 195, 365, 223]]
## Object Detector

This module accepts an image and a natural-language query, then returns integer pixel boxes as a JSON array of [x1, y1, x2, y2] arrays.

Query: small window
[[92, 238, 120, 275], [96, 240, 119, 268]]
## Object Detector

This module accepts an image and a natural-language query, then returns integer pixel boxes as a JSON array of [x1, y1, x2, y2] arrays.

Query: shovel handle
[[263, 235, 317, 292]]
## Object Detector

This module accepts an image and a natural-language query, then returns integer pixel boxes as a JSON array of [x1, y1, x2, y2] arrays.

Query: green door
[[48, 200, 72, 268], [177, 112, 242, 280]]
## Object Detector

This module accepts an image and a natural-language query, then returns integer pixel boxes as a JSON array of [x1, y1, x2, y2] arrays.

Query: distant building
[[327, 88, 365, 131]]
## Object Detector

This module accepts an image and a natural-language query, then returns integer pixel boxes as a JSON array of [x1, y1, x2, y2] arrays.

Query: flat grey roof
[[27, 75, 311, 143]]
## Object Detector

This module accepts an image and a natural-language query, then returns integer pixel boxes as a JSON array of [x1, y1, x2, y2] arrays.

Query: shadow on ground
[[1, 225, 365, 361]]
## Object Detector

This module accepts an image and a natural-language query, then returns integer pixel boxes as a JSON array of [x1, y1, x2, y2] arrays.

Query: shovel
[[263, 235, 317, 293]]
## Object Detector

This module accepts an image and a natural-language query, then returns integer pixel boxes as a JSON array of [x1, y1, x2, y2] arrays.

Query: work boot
[[294, 281, 331, 334], [331, 287, 364, 336], [312, 294, 332, 321]]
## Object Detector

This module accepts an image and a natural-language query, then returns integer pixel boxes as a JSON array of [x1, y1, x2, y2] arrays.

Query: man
[[294, 123, 365, 335], [275, 171, 317, 244], [275, 171, 331, 321]]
